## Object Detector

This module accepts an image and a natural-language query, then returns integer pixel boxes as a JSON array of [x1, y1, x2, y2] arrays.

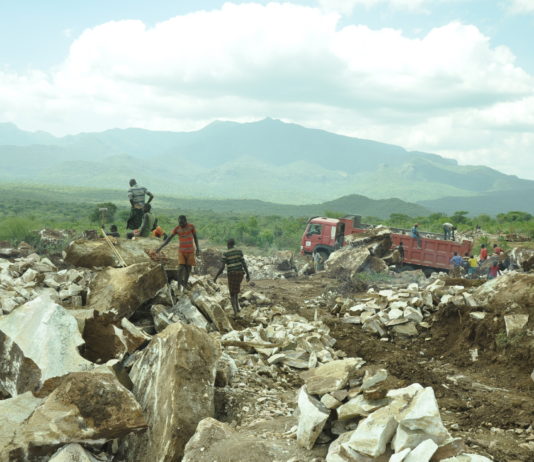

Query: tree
[[496, 211, 532, 223], [89, 202, 118, 224], [450, 211, 469, 225]]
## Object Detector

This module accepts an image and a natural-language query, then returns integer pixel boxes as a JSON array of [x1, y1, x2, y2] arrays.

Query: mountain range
[[0, 119, 532, 215]]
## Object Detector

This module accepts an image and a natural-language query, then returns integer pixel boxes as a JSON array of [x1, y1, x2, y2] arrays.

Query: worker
[[487, 261, 500, 280], [156, 215, 200, 290], [449, 252, 464, 277], [467, 254, 478, 278], [479, 244, 488, 263], [313, 249, 325, 272], [214, 238, 251, 318], [443, 222, 456, 240], [127, 178, 154, 230], [152, 225, 167, 239], [492, 243, 502, 255], [411, 224, 422, 248], [102, 224, 120, 238], [126, 203, 155, 239], [391, 241, 404, 271]]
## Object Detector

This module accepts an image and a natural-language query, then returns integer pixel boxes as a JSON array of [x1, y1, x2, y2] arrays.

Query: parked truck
[[300, 215, 472, 272]]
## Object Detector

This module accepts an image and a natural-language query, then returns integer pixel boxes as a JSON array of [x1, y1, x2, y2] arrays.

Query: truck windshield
[[307, 223, 322, 235]]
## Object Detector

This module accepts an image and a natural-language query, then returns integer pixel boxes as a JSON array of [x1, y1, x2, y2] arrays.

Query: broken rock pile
[[296, 362, 493, 461], [0, 253, 93, 314], [222, 306, 344, 369]]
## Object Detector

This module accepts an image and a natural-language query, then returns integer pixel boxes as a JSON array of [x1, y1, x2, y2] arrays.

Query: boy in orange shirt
[[156, 215, 200, 289]]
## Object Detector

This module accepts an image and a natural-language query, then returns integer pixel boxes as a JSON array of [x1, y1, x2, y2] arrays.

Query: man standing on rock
[[127, 179, 154, 230], [214, 238, 250, 318], [156, 215, 200, 290]]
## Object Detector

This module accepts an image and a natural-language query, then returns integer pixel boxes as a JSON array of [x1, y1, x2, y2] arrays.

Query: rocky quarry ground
[[0, 230, 533, 462]]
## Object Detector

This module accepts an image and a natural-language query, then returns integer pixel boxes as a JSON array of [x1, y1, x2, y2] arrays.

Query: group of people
[[124, 179, 250, 318], [449, 243, 505, 279], [126, 179, 166, 239]]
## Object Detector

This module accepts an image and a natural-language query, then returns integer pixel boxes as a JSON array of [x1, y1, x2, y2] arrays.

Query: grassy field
[[0, 184, 532, 252]]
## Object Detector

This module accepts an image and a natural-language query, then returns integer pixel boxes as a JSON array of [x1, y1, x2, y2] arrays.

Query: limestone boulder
[[119, 322, 221, 462], [296, 386, 331, 450], [0, 295, 93, 396], [64, 238, 152, 268], [347, 405, 398, 457], [300, 357, 365, 396], [325, 229, 391, 279], [87, 262, 167, 321], [393, 387, 450, 451], [151, 297, 209, 332], [1, 371, 146, 459], [191, 287, 232, 332]]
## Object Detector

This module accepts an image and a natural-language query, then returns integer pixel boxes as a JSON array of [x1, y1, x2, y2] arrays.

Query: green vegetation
[[0, 184, 532, 252]]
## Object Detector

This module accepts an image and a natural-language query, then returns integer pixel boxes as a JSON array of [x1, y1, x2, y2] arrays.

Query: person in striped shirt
[[156, 215, 200, 289], [127, 179, 154, 230], [214, 238, 250, 317]]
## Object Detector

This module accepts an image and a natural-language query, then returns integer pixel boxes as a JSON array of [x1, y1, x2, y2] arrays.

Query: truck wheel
[[317, 249, 330, 261]]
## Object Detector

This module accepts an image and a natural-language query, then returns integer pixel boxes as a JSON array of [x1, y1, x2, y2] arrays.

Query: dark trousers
[[127, 207, 143, 230]]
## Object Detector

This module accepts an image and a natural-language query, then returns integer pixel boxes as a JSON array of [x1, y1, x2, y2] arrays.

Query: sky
[[1, 0, 533, 180]]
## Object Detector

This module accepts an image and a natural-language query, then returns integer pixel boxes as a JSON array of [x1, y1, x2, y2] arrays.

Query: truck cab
[[301, 215, 365, 258]]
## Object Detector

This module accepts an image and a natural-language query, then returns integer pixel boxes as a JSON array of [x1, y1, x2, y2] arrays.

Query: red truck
[[300, 215, 472, 272]]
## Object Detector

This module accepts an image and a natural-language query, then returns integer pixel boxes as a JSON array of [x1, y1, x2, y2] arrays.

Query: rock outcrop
[[120, 322, 221, 462], [64, 238, 152, 268], [87, 262, 167, 321], [1, 371, 146, 459]]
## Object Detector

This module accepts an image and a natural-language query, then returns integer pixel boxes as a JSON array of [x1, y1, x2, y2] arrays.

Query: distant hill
[[0, 119, 532, 214], [0, 185, 428, 219], [419, 189, 534, 215]]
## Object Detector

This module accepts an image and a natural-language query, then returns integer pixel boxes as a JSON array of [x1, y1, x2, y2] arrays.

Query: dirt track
[[251, 275, 534, 462]]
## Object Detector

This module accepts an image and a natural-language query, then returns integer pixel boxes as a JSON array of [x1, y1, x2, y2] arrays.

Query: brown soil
[[252, 275, 534, 462]]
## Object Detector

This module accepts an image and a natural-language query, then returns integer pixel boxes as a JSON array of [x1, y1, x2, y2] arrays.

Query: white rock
[[390, 301, 408, 310], [362, 368, 388, 390], [404, 439, 438, 462], [301, 357, 364, 395], [321, 393, 342, 409], [48, 443, 101, 462], [388, 308, 404, 320], [441, 455, 493, 462], [395, 387, 450, 448], [337, 394, 389, 420], [469, 312, 487, 320], [389, 448, 411, 462], [0, 295, 93, 391], [504, 314, 529, 337], [407, 283, 419, 291], [348, 405, 398, 457], [379, 290, 394, 298], [21, 268, 39, 283], [296, 386, 330, 450], [463, 293, 478, 307], [449, 285, 465, 295], [174, 297, 210, 330], [387, 383, 424, 400], [392, 322, 418, 337], [404, 307, 423, 323]]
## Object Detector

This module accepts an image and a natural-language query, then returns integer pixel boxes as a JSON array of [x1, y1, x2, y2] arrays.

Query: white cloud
[[0, 2, 533, 179], [316, 0, 428, 15], [507, 0, 534, 13]]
